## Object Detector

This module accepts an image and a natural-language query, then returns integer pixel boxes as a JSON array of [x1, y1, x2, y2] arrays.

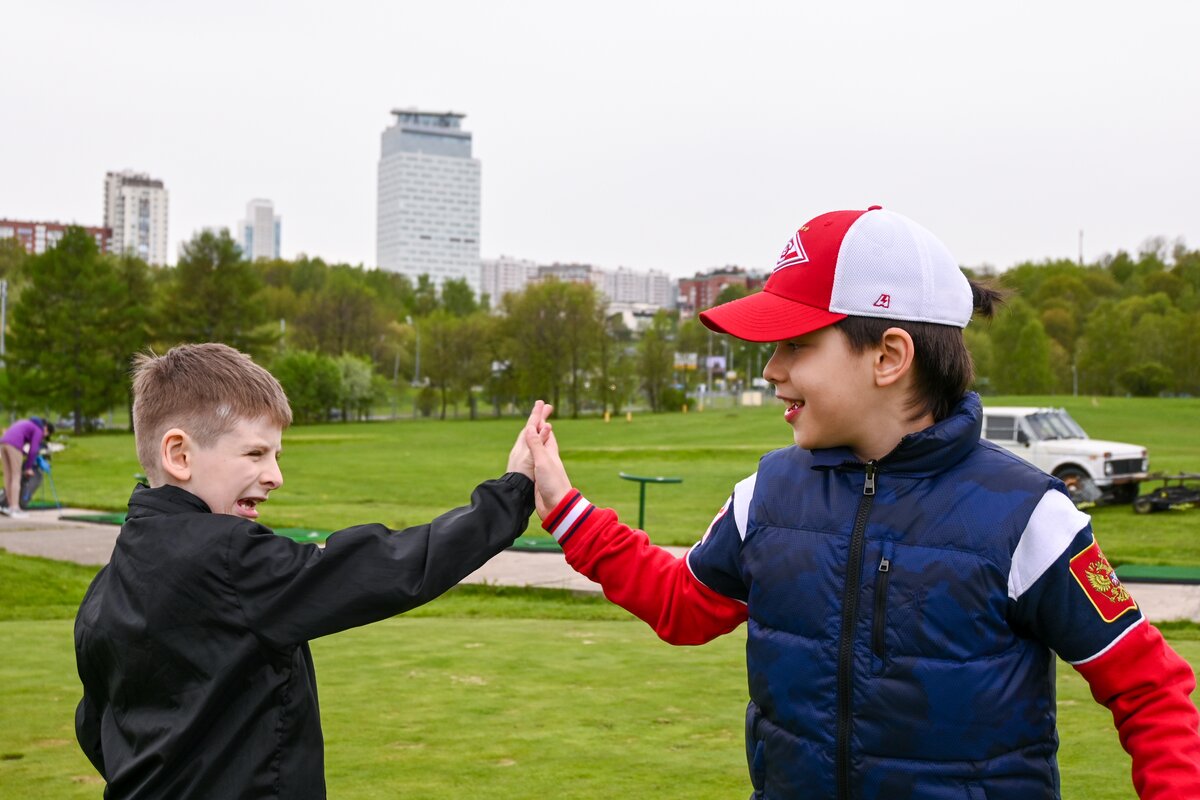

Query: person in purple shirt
[[1, 417, 53, 518]]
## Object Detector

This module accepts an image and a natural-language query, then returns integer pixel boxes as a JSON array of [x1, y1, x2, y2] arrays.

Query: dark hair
[[835, 279, 1005, 422]]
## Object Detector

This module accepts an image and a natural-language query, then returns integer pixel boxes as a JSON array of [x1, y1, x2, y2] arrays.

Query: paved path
[[4, 508, 1200, 623]]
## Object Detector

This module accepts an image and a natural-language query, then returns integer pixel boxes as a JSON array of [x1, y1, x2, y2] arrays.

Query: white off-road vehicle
[[981, 406, 1149, 505]]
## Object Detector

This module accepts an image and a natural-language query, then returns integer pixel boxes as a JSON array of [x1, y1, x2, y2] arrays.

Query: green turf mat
[[272, 527, 330, 543], [509, 534, 561, 552], [1117, 564, 1200, 584], [59, 512, 126, 525]]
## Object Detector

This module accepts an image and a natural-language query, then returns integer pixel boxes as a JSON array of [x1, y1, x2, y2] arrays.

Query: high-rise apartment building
[[0, 219, 112, 255], [376, 109, 481, 294], [104, 170, 169, 265], [240, 199, 281, 261], [480, 256, 538, 305]]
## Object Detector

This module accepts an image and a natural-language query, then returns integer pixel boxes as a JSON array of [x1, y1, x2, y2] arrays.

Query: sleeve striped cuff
[[542, 490, 594, 544]]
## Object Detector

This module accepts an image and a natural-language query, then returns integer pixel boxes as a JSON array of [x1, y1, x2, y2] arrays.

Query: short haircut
[[131, 343, 292, 483], [836, 279, 1004, 422]]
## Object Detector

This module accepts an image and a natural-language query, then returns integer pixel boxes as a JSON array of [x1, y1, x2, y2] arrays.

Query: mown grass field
[[44, 394, 1200, 564], [2, 551, 1198, 799]]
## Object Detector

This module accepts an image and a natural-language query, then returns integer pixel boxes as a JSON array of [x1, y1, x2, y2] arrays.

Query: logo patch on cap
[[1068, 541, 1138, 623], [775, 231, 809, 272]]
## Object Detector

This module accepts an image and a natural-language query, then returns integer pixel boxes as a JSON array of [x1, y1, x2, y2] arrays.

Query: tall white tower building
[[104, 170, 169, 266], [240, 199, 281, 261], [376, 109, 481, 294]]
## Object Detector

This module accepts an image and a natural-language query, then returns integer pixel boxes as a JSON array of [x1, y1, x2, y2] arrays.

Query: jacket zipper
[[836, 462, 876, 800], [872, 541, 894, 658]]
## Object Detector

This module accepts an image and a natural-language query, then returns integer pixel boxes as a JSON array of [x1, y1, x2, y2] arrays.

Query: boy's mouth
[[236, 497, 266, 519], [780, 397, 804, 424]]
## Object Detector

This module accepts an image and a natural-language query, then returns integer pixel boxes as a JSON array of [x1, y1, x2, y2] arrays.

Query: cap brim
[[699, 290, 847, 343]]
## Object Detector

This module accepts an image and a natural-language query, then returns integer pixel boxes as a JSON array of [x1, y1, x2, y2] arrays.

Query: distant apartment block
[[480, 256, 538, 305], [376, 109, 481, 294], [536, 262, 674, 309], [104, 170, 169, 265], [240, 199, 281, 261], [0, 219, 112, 255], [678, 266, 766, 318]]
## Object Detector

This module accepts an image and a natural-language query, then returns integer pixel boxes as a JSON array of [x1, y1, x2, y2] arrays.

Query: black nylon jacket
[[75, 474, 534, 798]]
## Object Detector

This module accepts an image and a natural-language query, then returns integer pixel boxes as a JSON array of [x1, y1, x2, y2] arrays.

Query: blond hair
[[131, 343, 292, 483]]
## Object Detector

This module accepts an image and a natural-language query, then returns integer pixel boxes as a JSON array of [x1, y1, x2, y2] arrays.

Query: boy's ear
[[160, 428, 193, 483], [874, 328, 917, 388]]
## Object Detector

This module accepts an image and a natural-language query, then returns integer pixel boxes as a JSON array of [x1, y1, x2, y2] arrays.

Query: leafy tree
[[963, 325, 994, 392], [714, 283, 751, 306], [0, 237, 27, 282], [270, 350, 341, 424], [419, 310, 464, 419], [413, 274, 439, 317], [988, 298, 1054, 394], [637, 311, 675, 411], [441, 278, 478, 317], [6, 227, 130, 432], [294, 267, 384, 357], [501, 279, 603, 416], [1118, 362, 1172, 397], [159, 229, 273, 355], [334, 353, 376, 421]]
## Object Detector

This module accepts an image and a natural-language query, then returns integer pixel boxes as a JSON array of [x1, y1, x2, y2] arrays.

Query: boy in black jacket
[[75, 342, 542, 799]]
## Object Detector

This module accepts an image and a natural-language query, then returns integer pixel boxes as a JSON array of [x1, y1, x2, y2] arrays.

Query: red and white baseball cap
[[699, 206, 973, 343]]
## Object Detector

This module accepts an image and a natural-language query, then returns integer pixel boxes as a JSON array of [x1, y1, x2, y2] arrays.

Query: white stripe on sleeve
[[732, 473, 757, 542], [1008, 489, 1092, 601], [550, 495, 591, 542]]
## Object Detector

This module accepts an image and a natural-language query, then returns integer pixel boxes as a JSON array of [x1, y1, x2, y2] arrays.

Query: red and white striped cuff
[[542, 490, 594, 544]]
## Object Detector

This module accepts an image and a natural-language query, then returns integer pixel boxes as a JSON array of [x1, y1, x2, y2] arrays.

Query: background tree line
[[2, 226, 1199, 433]]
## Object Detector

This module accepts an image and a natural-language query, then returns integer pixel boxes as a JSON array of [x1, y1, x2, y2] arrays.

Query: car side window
[[985, 415, 1018, 442]]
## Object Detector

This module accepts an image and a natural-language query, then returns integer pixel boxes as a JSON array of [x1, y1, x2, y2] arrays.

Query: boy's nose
[[762, 345, 786, 384], [262, 461, 283, 490]]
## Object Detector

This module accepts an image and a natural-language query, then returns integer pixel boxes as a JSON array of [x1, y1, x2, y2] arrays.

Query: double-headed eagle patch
[[1069, 541, 1138, 622]]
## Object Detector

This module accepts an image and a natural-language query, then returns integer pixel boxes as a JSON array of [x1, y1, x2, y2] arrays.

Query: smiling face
[[181, 416, 284, 520], [762, 326, 880, 456]]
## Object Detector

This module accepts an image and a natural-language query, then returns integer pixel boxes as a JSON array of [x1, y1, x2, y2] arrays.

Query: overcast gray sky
[[3, 0, 1198, 277]]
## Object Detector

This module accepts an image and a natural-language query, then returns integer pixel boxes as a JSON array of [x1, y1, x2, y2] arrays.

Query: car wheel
[[1054, 467, 1091, 502], [1132, 496, 1156, 514]]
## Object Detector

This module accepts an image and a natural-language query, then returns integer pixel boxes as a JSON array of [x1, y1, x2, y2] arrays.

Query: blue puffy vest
[[740, 395, 1060, 799]]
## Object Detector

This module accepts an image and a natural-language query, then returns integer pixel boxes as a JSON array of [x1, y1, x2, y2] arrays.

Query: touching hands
[[521, 403, 571, 520], [507, 400, 553, 479], [505, 400, 572, 519]]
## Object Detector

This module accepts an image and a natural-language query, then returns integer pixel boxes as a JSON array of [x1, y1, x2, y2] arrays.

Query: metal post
[[619, 472, 683, 530]]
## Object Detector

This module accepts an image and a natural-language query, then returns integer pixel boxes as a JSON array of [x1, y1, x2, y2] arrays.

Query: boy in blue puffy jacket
[[520, 206, 1200, 799]]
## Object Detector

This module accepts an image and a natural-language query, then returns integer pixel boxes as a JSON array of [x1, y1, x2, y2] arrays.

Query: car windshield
[[1026, 410, 1087, 440]]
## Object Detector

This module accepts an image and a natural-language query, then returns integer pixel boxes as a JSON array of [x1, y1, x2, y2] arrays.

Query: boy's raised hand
[[521, 405, 571, 520], [507, 400, 554, 480]]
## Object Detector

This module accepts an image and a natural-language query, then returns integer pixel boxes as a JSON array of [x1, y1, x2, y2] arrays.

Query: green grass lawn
[[1, 552, 1197, 799], [45, 395, 1200, 563]]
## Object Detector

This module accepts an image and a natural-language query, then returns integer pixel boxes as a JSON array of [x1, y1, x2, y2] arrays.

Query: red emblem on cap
[[873, 294, 891, 308], [1068, 541, 1138, 623], [775, 231, 809, 272]]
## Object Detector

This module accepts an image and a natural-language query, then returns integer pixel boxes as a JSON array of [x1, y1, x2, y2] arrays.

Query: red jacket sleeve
[[544, 491, 747, 645], [1073, 620, 1200, 799]]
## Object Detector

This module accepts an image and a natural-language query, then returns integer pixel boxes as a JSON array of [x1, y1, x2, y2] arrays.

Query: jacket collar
[[126, 483, 212, 518], [809, 392, 983, 475]]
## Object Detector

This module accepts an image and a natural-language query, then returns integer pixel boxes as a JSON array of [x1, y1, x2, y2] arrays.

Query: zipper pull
[[878, 556, 890, 573], [863, 462, 877, 496]]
